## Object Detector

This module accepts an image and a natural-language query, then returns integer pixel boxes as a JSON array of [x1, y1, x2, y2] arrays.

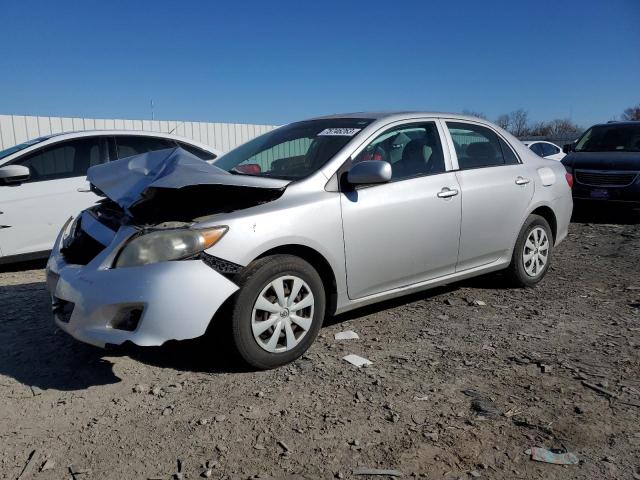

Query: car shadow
[[571, 201, 640, 225], [0, 280, 121, 392], [0, 258, 47, 273]]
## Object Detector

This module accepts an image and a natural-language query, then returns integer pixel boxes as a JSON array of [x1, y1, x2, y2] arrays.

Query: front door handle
[[515, 176, 531, 185], [77, 187, 91, 192], [437, 187, 459, 198]]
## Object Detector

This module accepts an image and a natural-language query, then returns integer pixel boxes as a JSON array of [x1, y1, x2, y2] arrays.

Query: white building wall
[[0, 114, 278, 152]]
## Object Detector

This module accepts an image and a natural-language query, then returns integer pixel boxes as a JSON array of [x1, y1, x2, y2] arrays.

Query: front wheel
[[506, 214, 553, 288], [229, 254, 325, 369]]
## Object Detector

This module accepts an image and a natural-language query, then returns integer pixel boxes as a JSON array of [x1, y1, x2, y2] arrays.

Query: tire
[[506, 214, 554, 288], [229, 254, 325, 369]]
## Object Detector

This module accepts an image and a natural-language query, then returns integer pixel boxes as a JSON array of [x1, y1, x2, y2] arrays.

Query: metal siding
[[0, 114, 277, 153]]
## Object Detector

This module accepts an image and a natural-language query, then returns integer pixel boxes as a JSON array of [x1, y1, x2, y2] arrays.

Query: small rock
[[256, 391, 265, 398], [132, 384, 149, 394], [423, 432, 439, 441], [201, 468, 213, 478], [162, 406, 174, 416], [164, 384, 183, 394], [198, 418, 209, 425], [214, 415, 227, 422], [469, 470, 481, 478]]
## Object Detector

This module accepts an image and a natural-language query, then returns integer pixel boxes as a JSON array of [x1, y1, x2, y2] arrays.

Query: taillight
[[565, 172, 574, 188]]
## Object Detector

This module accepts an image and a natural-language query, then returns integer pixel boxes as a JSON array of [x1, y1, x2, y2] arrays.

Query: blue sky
[[1, 0, 638, 127]]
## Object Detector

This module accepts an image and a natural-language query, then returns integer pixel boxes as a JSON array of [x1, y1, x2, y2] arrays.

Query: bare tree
[[548, 118, 581, 137], [510, 109, 529, 137], [528, 121, 552, 137], [495, 114, 510, 131], [462, 110, 487, 119], [622, 104, 640, 121]]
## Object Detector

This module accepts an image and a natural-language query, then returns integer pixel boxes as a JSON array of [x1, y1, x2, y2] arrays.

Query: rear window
[[575, 124, 640, 152]]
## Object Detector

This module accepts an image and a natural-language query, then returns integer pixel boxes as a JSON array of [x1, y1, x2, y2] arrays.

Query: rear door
[[0, 137, 106, 257], [444, 121, 534, 271]]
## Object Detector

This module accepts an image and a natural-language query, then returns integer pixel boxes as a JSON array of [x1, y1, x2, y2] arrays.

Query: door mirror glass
[[0, 164, 31, 184], [347, 160, 392, 185], [562, 143, 573, 154]]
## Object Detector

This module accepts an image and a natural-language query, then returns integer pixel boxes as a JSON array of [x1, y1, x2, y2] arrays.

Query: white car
[[0, 130, 220, 263], [523, 141, 566, 161]]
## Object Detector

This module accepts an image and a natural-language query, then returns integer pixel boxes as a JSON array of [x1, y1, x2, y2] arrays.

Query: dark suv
[[562, 121, 640, 203]]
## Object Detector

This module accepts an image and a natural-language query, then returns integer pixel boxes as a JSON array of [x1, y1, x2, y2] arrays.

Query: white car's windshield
[[214, 118, 373, 179], [0, 136, 51, 161]]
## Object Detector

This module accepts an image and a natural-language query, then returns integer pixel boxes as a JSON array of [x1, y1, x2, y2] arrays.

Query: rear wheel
[[506, 214, 553, 287], [229, 255, 325, 369]]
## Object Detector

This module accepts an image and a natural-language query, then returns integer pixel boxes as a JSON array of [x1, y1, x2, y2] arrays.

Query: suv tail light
[[565, 172, 574, 188]]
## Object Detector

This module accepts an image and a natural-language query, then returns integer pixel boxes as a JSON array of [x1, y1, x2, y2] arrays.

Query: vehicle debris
[[353, 467, 402, 476], [525, 447, 579, 465], [334, 330, 360, 340], [343, 354, 373, 367]]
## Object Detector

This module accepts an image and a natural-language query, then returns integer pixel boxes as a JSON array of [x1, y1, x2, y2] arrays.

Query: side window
[[353, 122, 445, 181], [529, 143, 545, 156], [499, 137, 520, 165], [178, 142, 217, 161], [447, 122, 506, 169], [14, 138, 102, 182], [115, 136, 176, 159]]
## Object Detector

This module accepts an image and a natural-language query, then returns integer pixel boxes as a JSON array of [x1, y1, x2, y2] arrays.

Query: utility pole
[[150, 99, 155, 120]]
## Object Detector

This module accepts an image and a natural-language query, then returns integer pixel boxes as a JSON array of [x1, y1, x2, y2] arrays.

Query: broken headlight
[[115, 227, 227, 268]]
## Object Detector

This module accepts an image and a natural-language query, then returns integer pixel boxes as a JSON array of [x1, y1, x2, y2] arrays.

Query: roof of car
[[309, 111, 486, 122], [593, 120, 640, 127]]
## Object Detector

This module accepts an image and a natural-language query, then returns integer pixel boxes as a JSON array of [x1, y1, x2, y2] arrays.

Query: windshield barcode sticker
[[318, 128, 361, 136]]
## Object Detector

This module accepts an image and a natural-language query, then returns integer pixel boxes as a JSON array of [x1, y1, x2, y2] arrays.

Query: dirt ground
[[1, 204, 639, 480]]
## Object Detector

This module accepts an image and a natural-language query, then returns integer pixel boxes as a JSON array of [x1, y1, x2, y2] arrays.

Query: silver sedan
[[47, 112, 573, 369]]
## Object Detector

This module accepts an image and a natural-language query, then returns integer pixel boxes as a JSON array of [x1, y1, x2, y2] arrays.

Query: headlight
[[115, 227, 227, 268]]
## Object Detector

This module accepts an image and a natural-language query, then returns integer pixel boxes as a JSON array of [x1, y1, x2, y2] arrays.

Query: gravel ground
[[1, 204, 639, 480]]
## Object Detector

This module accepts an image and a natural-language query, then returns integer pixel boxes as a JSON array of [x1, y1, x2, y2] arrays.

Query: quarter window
[[447, 122, 516, 169], [14, 138, 102, 182], [353, 122, 445, 181], [115, 136, 176, 159]]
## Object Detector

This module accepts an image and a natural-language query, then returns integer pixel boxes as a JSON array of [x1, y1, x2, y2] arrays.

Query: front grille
[[575, 170, 638, 187], [61, 226, 105, 265]]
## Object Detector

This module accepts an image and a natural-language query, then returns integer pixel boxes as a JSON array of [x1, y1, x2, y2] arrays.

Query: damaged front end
[[62, 147, 289, 266], [46, 148, 290, 348]]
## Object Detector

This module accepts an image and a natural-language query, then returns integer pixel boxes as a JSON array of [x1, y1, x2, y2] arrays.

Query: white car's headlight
[[115, 227, 227, 268]]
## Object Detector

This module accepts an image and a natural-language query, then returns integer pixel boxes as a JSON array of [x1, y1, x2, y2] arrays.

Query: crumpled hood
[[87, 147, 290, 223]]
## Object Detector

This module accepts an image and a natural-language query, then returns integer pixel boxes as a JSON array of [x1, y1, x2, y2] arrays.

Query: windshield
[[575, 124, 640, 152], [214, 118, 373, 179], [0, 136, 52, 161]]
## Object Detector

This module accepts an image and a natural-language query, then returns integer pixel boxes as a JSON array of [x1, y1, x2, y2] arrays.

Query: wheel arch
[[255, 244, 339, 316], [529, 205, 557, 242]]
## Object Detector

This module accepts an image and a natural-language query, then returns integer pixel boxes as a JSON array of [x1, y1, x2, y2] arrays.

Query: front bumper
[[46, 222, 239, 348]]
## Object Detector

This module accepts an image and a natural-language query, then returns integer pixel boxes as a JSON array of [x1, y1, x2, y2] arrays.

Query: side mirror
[[562, 143, 573, 154], [0, 165, 30, 185], [347, 160, 392, 185]]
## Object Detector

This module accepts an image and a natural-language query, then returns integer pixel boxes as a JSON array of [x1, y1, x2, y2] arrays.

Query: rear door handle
[[437, 187, 459, 198], [515, 176, 531, 185]]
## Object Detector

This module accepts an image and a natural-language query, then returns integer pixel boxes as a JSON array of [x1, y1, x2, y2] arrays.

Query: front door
[[340, 121, 462, 299], [0, 137, 106, 258]]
